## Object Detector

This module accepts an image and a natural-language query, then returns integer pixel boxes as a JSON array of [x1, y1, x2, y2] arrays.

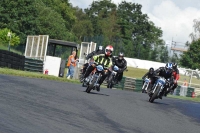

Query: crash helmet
[[105, 45, 114, 56]]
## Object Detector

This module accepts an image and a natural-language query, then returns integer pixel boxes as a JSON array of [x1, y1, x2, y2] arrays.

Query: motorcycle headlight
[[113, 65, 119, 71], [145, 78, 150, 82], [96, 65, 104, 71]]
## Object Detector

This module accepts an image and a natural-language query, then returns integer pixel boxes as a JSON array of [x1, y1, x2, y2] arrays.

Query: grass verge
[[0, 67, 80, 84], [168, 95, 200, 102]]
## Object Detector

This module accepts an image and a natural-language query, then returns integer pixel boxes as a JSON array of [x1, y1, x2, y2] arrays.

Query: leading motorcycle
[[85, 64, 105, 93]]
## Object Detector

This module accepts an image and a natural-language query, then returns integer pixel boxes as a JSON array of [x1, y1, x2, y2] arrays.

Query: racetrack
[[0, 74, 199, 133]]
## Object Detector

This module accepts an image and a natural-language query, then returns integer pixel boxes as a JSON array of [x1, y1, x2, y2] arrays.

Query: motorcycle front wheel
[[86, 79, 96, 93], [149, 86, 161, 103]]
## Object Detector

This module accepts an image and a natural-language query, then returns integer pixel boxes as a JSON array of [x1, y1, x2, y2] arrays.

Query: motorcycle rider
[[141, 67, 155, 91], [81, 46, 104, 78], [151, 63, 174, 99], [165, 62, 180, 95], [110, 52, 127, 84], [81, 45, 113, 91]]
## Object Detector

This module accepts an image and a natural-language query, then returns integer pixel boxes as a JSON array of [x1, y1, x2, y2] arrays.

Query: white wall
[[124, 57, 187, 75], [43, 56, 61, 77]]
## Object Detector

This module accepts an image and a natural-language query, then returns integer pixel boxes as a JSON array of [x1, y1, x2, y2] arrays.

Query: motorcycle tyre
[[149, 86, 161, 103], [107, 76, 113, 89], [142, 84, 147, 93], [86, 80, 95, 93]]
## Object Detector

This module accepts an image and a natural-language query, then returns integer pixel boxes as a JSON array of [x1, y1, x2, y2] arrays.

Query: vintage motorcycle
[[85, 64, 105, 93], [148, 76, 169, 103], [141, 78, 151, 93], [107, 65, 119, 89]]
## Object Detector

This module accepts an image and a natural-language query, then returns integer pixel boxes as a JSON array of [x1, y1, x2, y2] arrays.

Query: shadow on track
[[151, 101, 169, 106], [82, 91, 110, 96]]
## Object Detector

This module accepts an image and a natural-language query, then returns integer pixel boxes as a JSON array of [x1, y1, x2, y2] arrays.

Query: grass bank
[[0, 67, 80, 84], [168, 95, 200, 102]]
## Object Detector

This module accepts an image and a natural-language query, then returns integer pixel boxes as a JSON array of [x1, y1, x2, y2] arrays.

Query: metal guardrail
[[0, 49, 25, 70], [24, 58, 43, 73]]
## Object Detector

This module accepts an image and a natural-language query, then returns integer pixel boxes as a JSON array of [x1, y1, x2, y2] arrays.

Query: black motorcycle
[[85, 64, 105, 93], [149, 76, 169, 103], [107, 65, 119, 89]]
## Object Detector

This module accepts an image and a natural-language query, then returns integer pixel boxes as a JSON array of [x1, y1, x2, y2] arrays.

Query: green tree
[[189, 19, 200, 41], [159, 45, 169, 63], [170, 53, 179, 64], [0, 28, 20, 46], [0, 0, 39, 45], [117, 1, 163, 58], [85, 0, 117, 36], [72, 7, 93, 42], [41, 0, 76, 31], [180, 39, 200, 69], [180, 18, 200, 69]]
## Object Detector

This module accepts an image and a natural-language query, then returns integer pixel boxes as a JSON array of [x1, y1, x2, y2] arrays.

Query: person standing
[[66, 51, 78, 79], [182, 78, 188, 87]]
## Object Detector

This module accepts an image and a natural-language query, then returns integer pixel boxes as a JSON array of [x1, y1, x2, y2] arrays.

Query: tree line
[[0, 0, 199, 69]]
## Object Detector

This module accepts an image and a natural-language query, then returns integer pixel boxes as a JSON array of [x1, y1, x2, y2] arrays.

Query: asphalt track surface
[[0, 74, 200, 133]]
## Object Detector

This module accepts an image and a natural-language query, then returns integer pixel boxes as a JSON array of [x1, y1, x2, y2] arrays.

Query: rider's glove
[[174, 80, 177, 84]]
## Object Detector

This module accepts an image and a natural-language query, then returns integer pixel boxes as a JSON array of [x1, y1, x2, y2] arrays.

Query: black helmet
[[97, 45, 103, 51], [172, 62, 177, 69], [149, 67, 154, 74], [118, 52, 124, 60]]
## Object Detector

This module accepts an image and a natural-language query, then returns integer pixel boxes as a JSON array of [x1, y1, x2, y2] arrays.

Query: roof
[[48, 39, 79, 48]]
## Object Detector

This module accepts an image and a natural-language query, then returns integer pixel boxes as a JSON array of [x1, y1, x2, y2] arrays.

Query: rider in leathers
[[111, 52, 127, 84], [166, 62, 180, 95], [81, 46, 104, 76], [82, 45, 113, 91], [142, 67, 155, 91], [151, 63, 174, 99]]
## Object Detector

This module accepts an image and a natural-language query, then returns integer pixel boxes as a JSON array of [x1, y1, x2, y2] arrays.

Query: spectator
[[182, 78, 188, 87], [66, 51, 78, 79]]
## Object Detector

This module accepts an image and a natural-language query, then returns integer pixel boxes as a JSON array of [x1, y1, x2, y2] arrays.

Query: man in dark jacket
[[111, 52, 127, 84], [151, 63, 174, 99], [141, 67, 155, 91], [165, 62, 180, 95]]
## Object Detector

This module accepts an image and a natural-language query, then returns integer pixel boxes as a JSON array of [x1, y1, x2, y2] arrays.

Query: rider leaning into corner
[[150, 62, 174, 99], [168, 62, 180, 94], [110, 52, 127, 84], [81, 46, 105, 77], [81, 45, 114, 91], [142, 67, 155, 90]]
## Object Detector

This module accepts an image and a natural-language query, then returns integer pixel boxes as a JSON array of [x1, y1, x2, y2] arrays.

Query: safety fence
[[0, 49, 43, 73], [0, 49, 25, 70], [104, 77, 199, 97], [24, 58, 43, 73]]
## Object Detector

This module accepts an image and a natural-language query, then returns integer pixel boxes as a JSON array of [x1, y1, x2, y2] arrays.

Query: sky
[[69, 0, 200, 46]]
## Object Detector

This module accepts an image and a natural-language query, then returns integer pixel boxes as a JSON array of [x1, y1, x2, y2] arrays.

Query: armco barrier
[[24, 58, 43, 73], [0, 49, 25, 70]]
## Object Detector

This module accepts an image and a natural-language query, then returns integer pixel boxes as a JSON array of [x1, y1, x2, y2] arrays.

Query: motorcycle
[[142, 78, 151, 93], [107, 65, 119, 89], [149, 76, 169, 103], [85, 64, 105, 93]]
